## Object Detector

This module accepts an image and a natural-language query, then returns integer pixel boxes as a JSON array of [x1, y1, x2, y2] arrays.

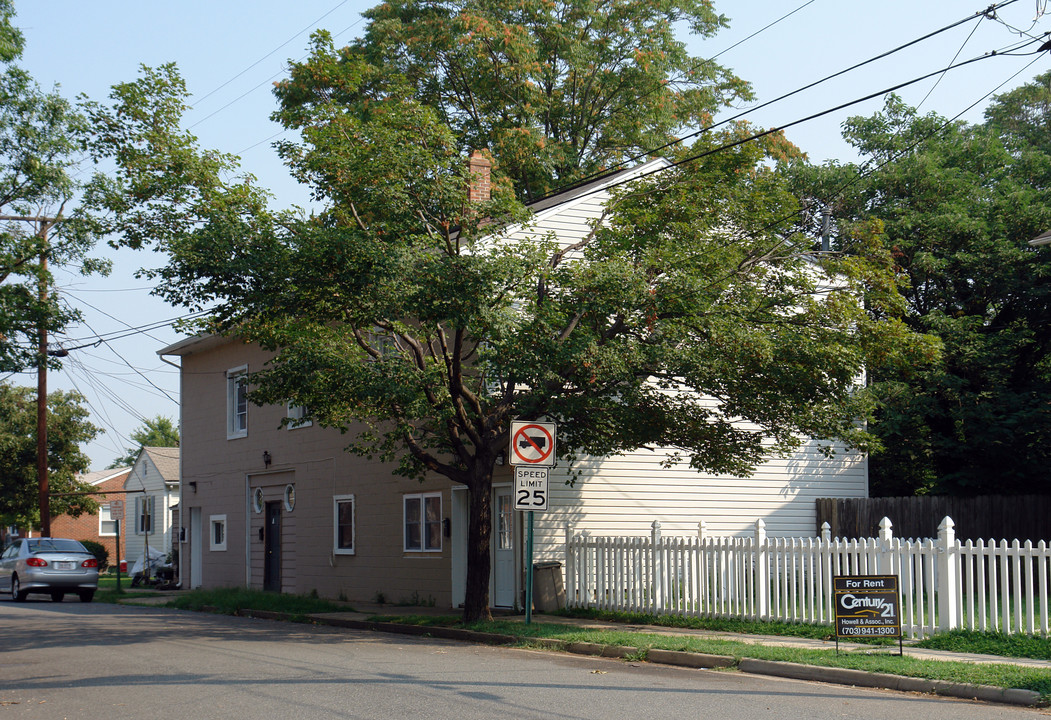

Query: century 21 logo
[[839, 593, 895, 618]]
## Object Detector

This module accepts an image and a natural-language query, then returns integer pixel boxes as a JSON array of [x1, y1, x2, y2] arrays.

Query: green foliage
[[0, 3, 111, 374], [108, 415, 180, 469], [795, 83, 1051, 496], [278, 0, 750, 202], [0, 383, 100, 527], [915, 630, 1051, 661], [78, 539, 109, 572], [82, 2, 927, 621], [166, 587, 350, 616]]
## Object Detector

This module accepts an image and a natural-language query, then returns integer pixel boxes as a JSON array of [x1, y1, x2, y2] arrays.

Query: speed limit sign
[[514, 466, 549, 511]]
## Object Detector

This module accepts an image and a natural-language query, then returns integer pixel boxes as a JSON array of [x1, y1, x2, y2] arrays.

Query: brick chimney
[[467, 150, 491, 202]]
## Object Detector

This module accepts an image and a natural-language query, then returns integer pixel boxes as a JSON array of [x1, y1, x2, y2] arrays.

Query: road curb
[[181, 607, 1045, 708], [738, 658, 1044, 708]]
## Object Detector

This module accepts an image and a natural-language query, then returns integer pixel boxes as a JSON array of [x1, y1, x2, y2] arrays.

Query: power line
[[543, 0, 1023, 200], [191, 0, 353, 108]]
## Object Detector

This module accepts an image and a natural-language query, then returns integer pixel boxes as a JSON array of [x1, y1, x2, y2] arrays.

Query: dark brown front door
[[264, 501, 281, 592]]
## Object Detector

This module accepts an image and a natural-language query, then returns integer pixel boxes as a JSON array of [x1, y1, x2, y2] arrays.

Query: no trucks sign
[[833, 575, 902, 641]]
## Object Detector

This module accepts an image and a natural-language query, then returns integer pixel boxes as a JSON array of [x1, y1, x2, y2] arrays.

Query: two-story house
[[160, 159, 868, 608]]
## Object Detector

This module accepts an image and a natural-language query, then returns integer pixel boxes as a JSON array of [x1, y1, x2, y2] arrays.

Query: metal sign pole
[[525, 510, 534, 624]]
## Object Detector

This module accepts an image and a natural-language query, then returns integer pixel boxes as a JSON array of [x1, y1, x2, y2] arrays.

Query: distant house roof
[[77, 467, 131, 486], [141, 446, 180, 485]]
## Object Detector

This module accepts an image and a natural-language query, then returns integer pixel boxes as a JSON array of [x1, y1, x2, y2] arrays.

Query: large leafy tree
[[107, 415, 179, 469], [795, 86, 1051, 496], [0, 384, 100, 528], [84, 3, 928, 620], [0, 0, 109, 373]]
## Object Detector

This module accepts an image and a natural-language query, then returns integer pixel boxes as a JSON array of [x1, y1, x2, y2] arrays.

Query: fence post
[[652, 520, 663, 613], [754, 519, 769, 621], [821, 522, 831, 542], [878, 517, 893, 575], [937, 516, 959, 632], [698, 520, 706, 541], [564, 523, 575, 606]]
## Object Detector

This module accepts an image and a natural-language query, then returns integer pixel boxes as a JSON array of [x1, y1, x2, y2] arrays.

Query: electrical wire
[[539, 0, 1024, 201]]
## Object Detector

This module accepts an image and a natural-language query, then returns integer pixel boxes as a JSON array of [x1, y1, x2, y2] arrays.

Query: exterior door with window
[[492, 487, 514, 607]]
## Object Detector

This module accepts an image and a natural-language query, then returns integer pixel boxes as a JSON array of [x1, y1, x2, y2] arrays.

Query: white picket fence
[[563, 517, 1051, 638]]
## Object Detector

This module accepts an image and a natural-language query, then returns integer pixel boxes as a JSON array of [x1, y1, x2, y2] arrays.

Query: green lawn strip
[[915, 630, 1051, 661], [363, 615, 1051, 697], [554, 608, 837, 640], [165, 587, 349, 618]]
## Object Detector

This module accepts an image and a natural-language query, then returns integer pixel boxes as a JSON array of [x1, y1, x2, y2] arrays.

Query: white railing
[[563, 517, 1051, 638]]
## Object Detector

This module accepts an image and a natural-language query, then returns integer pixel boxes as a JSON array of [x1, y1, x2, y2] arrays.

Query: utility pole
[[37, 228, 49, 537], [1, 214, 59, 537]]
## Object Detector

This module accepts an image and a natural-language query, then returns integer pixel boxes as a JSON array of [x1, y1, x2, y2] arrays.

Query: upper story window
[[227, 366, 248, 439], [287, 403, 312, 429], [135, 495, 154, 536]]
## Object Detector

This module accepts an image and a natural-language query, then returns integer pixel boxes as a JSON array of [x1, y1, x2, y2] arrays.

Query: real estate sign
[[833, 575, 902, 639]]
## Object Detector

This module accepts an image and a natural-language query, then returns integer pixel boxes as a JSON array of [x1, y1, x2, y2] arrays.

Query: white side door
[[492, 488, 514, 608]]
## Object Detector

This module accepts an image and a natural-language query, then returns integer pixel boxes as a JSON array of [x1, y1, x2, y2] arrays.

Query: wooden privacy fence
[[563, 517, 1051, 639]]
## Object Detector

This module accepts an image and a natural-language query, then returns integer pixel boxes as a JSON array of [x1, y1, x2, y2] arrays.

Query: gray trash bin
[[532, 561, 565, 612]]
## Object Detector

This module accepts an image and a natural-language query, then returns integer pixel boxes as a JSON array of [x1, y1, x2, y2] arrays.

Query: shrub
[[79, 539, 109, 572]]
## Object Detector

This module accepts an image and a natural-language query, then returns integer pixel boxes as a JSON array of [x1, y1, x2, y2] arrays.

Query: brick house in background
[[50, 467, 132, 565]]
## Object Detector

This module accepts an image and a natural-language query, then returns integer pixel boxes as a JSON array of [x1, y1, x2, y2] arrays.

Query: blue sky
[[11, 0, 1051, 469]]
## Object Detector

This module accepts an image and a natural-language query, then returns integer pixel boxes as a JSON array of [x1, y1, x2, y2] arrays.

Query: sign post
[[509, 421, 556, 624], [833, 575, 902, 655], [110, 499, 124, 593]]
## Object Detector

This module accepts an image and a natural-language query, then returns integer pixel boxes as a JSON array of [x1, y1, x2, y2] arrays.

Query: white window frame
[[135, 495, 155, 536], [332, 494, 355, 555], [227, 365, 248, 439], [209, 514, 227, 551], [403, 492, 442, 553], [98, 503, 117, 537], [287, 402, 312, 429]]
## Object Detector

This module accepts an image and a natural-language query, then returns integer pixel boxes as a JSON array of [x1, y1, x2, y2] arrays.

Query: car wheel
[[78, 590, 94, 603], [11, 575, 27, 602], [50, 592, 64, 603]]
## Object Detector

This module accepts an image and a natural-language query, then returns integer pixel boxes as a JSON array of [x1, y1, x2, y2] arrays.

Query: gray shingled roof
[[142, 446, 180, 484]]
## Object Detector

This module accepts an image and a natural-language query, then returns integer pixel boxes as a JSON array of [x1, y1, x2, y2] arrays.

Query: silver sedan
[[0, 538, 99, 602]]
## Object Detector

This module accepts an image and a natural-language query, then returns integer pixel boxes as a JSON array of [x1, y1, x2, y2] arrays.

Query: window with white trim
[[135, 495, 155, 535], [99, 504, 118, 536], [209, 514, 227, 551], [287, 403, 312, 429], [333, 495, 355, 555], [227, 366, 248, 439], [403, 492, 442, 552]]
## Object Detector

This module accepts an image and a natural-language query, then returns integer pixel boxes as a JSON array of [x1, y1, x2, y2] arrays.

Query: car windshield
[[26, 539, 87, 554]]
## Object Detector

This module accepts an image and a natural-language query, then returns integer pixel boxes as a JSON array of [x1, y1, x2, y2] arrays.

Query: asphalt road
[[1, 598, 1046, 719]]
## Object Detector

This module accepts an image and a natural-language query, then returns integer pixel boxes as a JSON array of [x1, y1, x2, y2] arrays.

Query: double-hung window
[[333, 495, 355, 555], [227, 366, 248, 438], [403, 493, 442, 552], [99, 504, 118, 536], [209, 515, 227, 551], [135, 495, 154, 535], [287, 403, 311, 429]]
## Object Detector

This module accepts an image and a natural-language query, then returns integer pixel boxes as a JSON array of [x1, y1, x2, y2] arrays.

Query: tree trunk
[[462, 467, 493, 623]]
